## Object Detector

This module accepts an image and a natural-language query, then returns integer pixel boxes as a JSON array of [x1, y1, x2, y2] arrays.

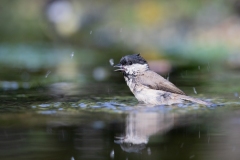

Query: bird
[[114, 54, 210, 105]]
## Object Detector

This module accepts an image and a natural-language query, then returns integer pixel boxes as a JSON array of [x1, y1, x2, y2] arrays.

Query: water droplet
[[90, 30, 92, 34], [109, 58, 114, 66], [193, 87, 197, 94], [45, 70, 51, 78], [110, 150, 114, 159]]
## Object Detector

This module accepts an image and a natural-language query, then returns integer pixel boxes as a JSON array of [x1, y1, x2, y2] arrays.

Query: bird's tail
[[179, 95, 211, 106]]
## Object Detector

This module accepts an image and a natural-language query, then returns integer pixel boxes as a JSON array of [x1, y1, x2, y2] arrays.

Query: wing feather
[[138, 70, 185, 95]]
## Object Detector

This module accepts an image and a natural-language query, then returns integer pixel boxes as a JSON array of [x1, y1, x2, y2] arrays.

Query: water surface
[[0, 46, 240, 160]]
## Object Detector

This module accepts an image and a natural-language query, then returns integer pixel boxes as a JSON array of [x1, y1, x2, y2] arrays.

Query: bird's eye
[[120, 60, 126, 65]]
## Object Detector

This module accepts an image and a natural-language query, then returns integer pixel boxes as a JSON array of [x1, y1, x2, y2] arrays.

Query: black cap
[[119, 54, 147, 66]]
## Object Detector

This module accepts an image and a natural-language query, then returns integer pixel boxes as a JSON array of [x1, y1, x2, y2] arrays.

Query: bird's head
[[114, 54, 149, 76]]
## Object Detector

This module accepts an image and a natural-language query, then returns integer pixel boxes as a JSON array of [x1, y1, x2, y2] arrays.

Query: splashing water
[[193, 87, 197, 94], [109, 59, 114, 66], [45, 70, 51, 78]]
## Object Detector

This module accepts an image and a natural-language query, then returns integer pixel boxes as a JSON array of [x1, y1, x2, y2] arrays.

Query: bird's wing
[[137, 70, 185, 95]]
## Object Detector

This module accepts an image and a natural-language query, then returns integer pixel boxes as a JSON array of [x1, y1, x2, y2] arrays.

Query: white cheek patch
[[125, 64, 148, 75]]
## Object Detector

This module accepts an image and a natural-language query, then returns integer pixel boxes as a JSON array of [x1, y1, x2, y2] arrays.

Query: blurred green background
[[1, 0, 240, 90], [2, 1, 240, 160]]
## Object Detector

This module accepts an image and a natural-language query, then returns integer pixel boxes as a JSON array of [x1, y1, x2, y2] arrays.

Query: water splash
[[109, 59, 114, 66], [45, 70, 51, 78], [193, 87, 197, 94], [110, 150, 114, 159]]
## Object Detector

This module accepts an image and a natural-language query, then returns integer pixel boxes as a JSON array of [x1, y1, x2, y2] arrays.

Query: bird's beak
[[114, 64, 124, 72]]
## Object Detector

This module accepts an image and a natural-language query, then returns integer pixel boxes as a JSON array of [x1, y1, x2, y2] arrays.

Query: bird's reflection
[[115, 107, 176, 153]]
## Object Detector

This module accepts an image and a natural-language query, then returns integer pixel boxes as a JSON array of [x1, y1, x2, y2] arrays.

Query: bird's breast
[[124, 76, 146, 94], [124, 76, 135, 93]]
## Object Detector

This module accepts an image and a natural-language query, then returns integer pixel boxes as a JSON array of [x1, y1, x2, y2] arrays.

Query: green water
[[0, 45, 240, 160]]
